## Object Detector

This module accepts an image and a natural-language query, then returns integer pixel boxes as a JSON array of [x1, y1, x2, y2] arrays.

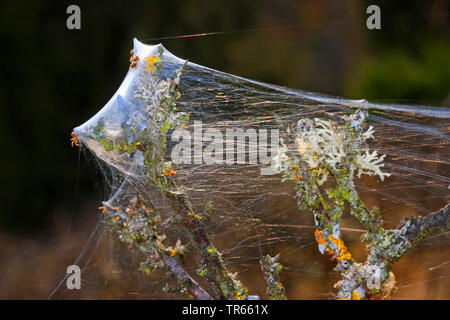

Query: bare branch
[[398, 203, 450, 250], [162, 254, 212, 300]]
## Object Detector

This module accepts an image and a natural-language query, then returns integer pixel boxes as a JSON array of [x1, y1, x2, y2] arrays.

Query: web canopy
[[69, 39, 449, 299]]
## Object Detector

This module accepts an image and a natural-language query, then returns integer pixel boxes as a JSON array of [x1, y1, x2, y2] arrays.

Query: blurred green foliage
[[347, 1, 449, 103], [347, 39, 450, 102]]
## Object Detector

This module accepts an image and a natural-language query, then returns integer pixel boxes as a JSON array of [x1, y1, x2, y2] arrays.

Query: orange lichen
[[113, 216, 120, 222], [314, 229, 326, 245], [314, 230, 352, 261], [168, 249, 177, 257], [325, 247, 334, 256], [162, 168, 176, 177], [328, 235, 352, 261]]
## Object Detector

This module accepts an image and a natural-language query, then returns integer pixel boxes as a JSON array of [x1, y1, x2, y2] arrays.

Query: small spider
[[129, 49, 140, 70], [71, 131, 79, 147], [98, 206, 108, 214]]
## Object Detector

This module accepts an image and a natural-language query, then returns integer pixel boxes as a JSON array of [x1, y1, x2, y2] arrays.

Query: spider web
[[54, 39, 449, 299]]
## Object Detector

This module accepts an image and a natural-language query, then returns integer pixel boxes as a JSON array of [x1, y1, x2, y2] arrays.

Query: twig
[[162, 254, 212, 300], [166, 189, 248, 300], [260, 254, 287, 300]]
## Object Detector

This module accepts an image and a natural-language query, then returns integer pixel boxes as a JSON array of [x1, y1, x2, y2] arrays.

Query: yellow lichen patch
[[351, 290, 361, 300], [328, 235, 352, 261], [337, 251, 352, 261], [144, 54, 159, 72], [169, 249, 177, 257], [235, 291, 244, 300]]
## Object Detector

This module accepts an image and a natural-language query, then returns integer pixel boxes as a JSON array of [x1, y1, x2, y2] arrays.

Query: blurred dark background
[[0, 0, 448, 299]]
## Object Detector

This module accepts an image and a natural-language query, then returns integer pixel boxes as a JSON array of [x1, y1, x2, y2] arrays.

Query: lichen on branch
[[260, 254, 287, 300], [87, 48, 252, 300], [273, 107, 449, 299]]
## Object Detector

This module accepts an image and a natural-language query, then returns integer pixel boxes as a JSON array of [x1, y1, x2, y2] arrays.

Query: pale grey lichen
[[274, 108, 429, 299]]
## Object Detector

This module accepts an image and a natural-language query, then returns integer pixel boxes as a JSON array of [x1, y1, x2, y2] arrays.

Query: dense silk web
[[57, 39, 449, 299]]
